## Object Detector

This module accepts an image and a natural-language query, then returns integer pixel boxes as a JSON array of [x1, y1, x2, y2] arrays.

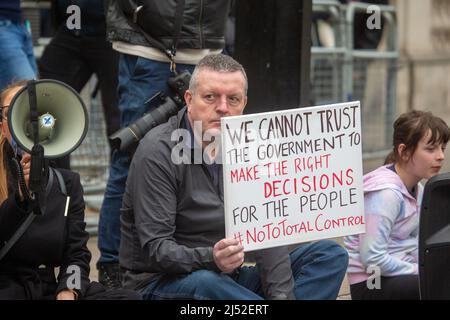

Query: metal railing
[[311, 0, 399, 160], [311, 0, 347, 104], [70, 78, 110, 210], [70, 78, 110, 235]]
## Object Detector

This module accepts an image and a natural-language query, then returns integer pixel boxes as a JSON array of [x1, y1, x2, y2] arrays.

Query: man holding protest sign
[[119, 54, 348, 300]]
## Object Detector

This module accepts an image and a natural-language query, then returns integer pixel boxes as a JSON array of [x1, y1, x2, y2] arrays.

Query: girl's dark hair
[[385, 110, 450, 165]]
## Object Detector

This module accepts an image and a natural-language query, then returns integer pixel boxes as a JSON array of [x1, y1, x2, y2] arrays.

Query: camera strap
[[124, 0, 186, 73]]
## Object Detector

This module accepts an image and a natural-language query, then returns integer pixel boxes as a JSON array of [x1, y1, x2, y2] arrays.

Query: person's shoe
[[98, 263, 122, 289]]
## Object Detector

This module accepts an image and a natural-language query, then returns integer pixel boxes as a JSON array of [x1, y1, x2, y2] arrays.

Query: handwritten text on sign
[[221, 102, 365, 251]]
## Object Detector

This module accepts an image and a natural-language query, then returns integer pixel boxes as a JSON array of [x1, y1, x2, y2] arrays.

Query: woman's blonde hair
[[0, 80, 29, 203]]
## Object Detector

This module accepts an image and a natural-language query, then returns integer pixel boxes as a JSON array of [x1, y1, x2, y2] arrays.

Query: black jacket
[[105, 0, 231, 50], [0, 162, 91, 299]]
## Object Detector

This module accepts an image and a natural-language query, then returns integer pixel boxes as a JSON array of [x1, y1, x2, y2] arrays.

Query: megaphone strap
[[50, 168, 70, 217], [46, 167, 54, 197], [51, 168, 67, 197], [26, 80, 39, 145]]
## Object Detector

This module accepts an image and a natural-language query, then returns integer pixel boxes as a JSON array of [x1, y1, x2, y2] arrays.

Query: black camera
[[109, 71, 191, 152]]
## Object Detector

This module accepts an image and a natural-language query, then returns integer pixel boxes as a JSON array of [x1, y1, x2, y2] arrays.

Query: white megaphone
[[7, 79, 88, 158]]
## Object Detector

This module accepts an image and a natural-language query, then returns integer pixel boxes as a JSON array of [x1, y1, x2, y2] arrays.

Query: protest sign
[[221, 102, 365, 251]]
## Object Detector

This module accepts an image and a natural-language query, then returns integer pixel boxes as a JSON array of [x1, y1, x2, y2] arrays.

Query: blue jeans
[[141, 240, 349, 300], [0, 20, 37, 90], [97, 54, 195, 266]]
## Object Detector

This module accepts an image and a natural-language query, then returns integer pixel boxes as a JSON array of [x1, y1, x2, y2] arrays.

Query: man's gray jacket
[[120, 108, 295, 298]]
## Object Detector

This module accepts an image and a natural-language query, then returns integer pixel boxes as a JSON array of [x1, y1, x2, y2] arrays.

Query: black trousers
[[350, 275, 420, 300], [81, 281, 141, 300], [38, 26, 121, 169], [0, 273, 140, 300]]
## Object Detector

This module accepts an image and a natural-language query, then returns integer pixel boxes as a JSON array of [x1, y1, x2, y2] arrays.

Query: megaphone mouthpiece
[[25, 113, 57, 143]]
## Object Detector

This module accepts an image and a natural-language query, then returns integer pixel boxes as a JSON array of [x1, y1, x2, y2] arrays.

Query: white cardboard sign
[[221, 102, 366, 251]]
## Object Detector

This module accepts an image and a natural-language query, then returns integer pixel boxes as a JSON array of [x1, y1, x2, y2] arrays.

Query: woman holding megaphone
[[0, 80, 140, 300]]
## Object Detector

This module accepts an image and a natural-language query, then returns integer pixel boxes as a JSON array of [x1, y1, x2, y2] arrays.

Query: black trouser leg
[[350, 275, 420, 300], [38, 28, 92, 170]]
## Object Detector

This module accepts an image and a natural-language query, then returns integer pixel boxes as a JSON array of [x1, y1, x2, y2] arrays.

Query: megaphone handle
[[29, 144, 46, 194]]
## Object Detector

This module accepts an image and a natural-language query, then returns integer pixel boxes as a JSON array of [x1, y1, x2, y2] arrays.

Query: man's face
[[185, 68, 247, 140]]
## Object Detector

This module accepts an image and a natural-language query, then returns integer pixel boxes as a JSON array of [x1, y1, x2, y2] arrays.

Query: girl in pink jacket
[[344, 110, 449, 300]]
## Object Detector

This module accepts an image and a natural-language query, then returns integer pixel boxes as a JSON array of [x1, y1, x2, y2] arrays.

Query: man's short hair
[[189, 54, 248, 94]]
